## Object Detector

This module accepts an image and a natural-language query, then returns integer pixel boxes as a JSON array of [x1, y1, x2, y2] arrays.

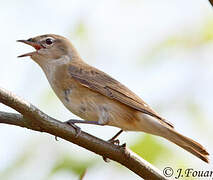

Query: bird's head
[[18, 34, 79, 64]]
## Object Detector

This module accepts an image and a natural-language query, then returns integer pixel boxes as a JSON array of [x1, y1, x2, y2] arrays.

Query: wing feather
[[68, 62, 173, 128]]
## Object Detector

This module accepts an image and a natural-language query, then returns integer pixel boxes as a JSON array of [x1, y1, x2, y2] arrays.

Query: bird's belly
[[64, 92, 101, 122], [50, 78, 139, 130], [63, 88, 111, 123]]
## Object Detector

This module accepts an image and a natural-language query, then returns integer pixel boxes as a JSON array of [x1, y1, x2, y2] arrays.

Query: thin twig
[[0, 87, 168, 180]]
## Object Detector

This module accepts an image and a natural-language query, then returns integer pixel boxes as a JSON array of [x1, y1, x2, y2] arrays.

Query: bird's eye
[[45, 38, 53, 45]]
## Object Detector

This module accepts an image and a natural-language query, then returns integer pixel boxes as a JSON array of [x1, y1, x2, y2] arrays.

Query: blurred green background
[[0, 0, 212, 179]]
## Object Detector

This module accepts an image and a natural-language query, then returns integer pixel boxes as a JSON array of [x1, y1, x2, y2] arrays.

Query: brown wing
[[68, 62, 173, 128]]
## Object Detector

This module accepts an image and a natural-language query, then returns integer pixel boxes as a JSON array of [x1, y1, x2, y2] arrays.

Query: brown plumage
[[18, 34, 209, 163]]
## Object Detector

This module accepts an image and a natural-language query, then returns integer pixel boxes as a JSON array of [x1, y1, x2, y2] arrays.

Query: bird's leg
[[65, 119, 104, 125], [65, 120, 125, 163], [64, 119, 105, 138], [65, 120, 82, 138], [108, 129, 124, 145], [103, 129, 125, 162], [55, 120, 83, 140], [66, 120, 125, 146]]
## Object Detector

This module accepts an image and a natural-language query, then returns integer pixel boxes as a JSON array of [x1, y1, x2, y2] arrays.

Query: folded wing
[[68, 62, 174, 128]]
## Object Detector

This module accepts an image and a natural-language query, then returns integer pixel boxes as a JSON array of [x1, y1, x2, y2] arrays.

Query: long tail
[[137, 113, 209, 163], [161, 127, 209, 163]]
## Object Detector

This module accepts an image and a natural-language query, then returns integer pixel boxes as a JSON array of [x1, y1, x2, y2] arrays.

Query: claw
[[65, 121, 82, 138], [109, 139, 120, 146], [120, 143, 126, 148], [55, 136, 59, 141], [102, 138, 125, 163], [74, 126, 81, 138], [103, 156, 110, 163]]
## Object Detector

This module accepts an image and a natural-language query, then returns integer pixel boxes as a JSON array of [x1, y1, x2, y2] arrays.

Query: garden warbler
[[18, 34, 209, 163]]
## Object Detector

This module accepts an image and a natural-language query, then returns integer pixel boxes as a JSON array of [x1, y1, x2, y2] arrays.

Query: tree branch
[[0, 87, 168, 180], [209, 0, 213, 7]]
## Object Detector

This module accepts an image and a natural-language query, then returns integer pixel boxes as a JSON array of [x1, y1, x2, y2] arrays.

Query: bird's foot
[[103, 135, 126, 163], [108, 138, 126, 148], [108, 138, 120, 145], [54, 120, 82, 141], [65, 120, 82, 138], [55, 136, 59, 141], [64, 119, 105, 138], [108, 129, 125, 148]]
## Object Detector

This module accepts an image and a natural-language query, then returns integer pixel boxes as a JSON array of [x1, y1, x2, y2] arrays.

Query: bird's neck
[[38, 55, 68, 79], [38, 55, 84, 86]]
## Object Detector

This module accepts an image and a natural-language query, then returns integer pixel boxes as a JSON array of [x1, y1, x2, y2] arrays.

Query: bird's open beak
[[17, 39, 43, 58]]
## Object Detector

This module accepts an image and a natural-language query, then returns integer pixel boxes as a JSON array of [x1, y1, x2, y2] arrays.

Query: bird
[[17, 34, 209, 163]]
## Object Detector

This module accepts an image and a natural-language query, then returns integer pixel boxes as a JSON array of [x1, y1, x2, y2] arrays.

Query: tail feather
[[180, 145, 209, 163], [136, 113, 209, 163], [163, 127, 209, 163]]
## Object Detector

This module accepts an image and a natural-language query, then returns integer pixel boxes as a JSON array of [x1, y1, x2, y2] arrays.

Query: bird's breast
[[46, 65, 100, 121], [43, 64, 140, 130]]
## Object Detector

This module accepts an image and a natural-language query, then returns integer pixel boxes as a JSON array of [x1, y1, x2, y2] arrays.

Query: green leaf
[[201, 17, 213, 42], [0, 146, 35, 179], [186, 102, 204, 123], [74, 21, 88, 40], [130, 134, 172, 164], [50, 155, 96, 176], [141, 16, 213, 64]]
